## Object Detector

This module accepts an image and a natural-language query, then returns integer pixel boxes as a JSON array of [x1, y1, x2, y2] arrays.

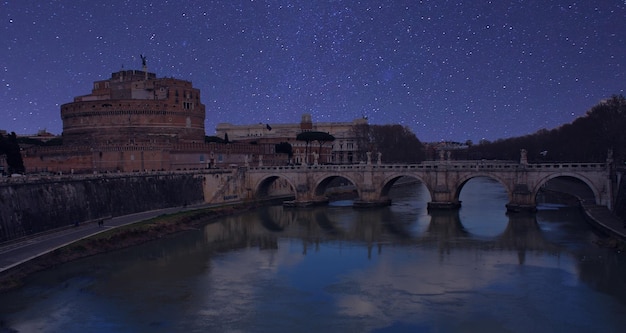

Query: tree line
[[353, 123, 426, 163], [465, 95, 626, 164], [0, 132, 25, 174]]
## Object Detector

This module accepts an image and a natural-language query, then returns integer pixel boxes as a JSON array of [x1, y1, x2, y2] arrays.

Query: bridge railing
[[246, 161, 608, 172]]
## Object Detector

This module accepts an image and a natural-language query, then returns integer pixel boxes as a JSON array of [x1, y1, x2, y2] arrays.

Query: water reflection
[[232, 205, 559, 258], [1, 179, 626, 332]]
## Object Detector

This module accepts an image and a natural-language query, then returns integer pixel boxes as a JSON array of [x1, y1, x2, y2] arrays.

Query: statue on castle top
[[140, 54, 147, 67]]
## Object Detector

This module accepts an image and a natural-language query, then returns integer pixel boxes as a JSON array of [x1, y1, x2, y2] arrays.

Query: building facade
[[216, 114, 369, 164]]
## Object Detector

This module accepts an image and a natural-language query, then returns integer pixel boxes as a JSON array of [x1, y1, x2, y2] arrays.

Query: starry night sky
[[2, 1, 624, 143]]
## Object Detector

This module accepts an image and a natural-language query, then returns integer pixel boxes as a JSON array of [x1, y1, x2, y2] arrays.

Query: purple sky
[[2, 0, 624, 143]]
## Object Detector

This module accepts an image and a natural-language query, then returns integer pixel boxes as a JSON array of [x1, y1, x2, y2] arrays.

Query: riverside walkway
[[581, 203, 626, 240], [0, 203, 212, 274]]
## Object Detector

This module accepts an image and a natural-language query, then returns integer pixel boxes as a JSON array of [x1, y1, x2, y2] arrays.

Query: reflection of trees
[[578, 249, 626, 304]]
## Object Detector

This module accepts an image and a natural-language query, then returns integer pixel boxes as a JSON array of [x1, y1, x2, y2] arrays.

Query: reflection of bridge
[[244, 159, 613, 212], [203, 205, 562, 264]]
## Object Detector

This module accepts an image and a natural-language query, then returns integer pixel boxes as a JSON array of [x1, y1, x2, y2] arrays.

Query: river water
[[1, 177, 626, 332]]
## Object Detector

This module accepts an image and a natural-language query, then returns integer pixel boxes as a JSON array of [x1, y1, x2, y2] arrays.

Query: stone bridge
[[243, 159, 613, 212]]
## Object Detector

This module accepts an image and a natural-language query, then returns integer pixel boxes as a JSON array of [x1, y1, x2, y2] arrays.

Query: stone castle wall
[[61, 99, 205, 145], [22, 142, 288, 174], [0, 172, 206, 242]]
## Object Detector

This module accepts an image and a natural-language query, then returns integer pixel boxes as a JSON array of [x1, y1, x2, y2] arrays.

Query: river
[[1, 177, 625, 332]]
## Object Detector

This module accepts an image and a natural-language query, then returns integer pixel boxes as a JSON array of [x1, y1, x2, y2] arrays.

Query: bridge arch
[[533, 172, 600, 205], [254, 174, 297, 199], [380, 174, 431, 200], [453, 173, 513, 204], [313, 174, 360, 198]]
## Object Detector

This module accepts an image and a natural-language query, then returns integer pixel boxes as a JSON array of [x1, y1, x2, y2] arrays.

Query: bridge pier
[[283, 198, 329, 208], [505, 203, 537, 213], [427, 201, 462, 210], [427, 186, 461, 211], [283, 184, 330, 207], [505, 184, 537, 213], [353, 187, 392, 208], [353, 198, 392, 208]]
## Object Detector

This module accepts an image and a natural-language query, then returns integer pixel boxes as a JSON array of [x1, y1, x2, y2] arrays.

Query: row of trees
[[465, 95, 626, 163], [0, 132, 25, 174], [353, 124, 426, 163]]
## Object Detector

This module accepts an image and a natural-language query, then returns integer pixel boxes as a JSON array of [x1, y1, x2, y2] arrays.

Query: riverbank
[[0, 204, 252, 293], [540, 187, 626, 249]]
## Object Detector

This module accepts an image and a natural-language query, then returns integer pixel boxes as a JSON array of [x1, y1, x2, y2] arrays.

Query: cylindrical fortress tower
[[60, 69, 206, 145]]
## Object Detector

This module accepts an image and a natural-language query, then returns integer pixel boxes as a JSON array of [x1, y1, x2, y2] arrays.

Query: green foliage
[[467, 95, 626, 163], [205, 135, 226, 144], [16, 137, 45, 145], [353, 124, 425, 163], [43, 137, 63, 146], [296, 131, 335, 162], [0, 132, 25, 174], [275, 142, 293, 157], [15, 136, 62, 146], [295, 131, 335, 143]]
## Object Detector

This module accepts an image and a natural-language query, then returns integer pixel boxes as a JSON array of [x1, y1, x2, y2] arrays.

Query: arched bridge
[[244, 160, 613, 212]]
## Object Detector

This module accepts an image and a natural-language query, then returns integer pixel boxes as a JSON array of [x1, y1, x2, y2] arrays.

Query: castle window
[[94, 83, 99, 89], [183, 101, 194, 110]]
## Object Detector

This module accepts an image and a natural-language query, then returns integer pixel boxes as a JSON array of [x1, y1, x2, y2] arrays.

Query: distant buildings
[[216, 114, 369, 165]]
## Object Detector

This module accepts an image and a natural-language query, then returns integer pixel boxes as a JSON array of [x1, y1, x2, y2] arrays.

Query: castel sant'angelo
[[13, 58, 368, 174], [21, 60, 281, 174]]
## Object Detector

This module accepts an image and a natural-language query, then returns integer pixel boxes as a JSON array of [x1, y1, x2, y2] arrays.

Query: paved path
[[0, 203, 211, 274]]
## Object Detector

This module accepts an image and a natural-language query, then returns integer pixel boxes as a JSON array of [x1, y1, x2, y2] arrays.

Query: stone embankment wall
[[0, 172, 208, 243], [612, 172, 626, 221]]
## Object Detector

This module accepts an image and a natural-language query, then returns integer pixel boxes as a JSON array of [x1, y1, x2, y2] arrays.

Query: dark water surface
[[1, 178, 626, 332]]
